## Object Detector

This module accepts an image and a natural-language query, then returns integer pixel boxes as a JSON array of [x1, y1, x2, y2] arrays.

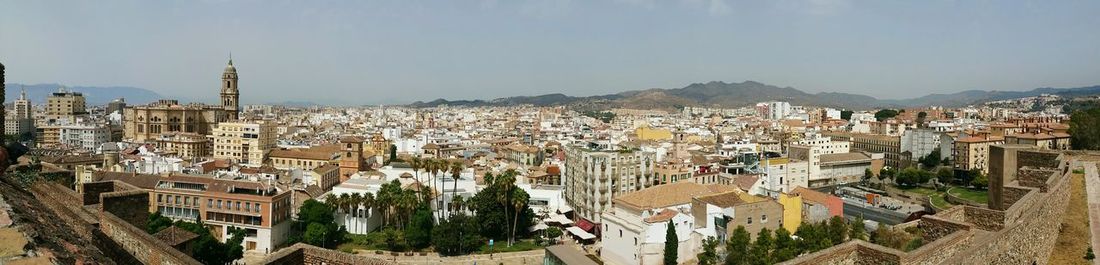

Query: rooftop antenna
[[228, 51, 233, 65]]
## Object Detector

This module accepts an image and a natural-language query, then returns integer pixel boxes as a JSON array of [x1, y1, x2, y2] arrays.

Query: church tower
[[221, 58, 240, 121]]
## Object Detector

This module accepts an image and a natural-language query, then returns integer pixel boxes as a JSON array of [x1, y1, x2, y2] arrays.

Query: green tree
[[174, 219, 245, 264], [1086, 245, 1096, 261], [304, 223, 330, 247], [382, 227, 405, 251], [936, 167, 955, 185], [1069, 108, 1100, 150], [698, 237, 720, 265], [406, 204, 435, 250], [849, 215, 867, 241], [772, 228, 798, 262], [970, 172, 989, 189], [748, 228, 773, 265], [432, 213, 482, 256], [874, 109, 900, 121], [725, 226, 751, 265], [827, 216, 848, 244], [919, 151, 940, 169], [546, 227, 563, 244], [389, 144, 398, 162], [664, 221, 679, 265], [840, 110, 854, 120], [915, 111, 928, 128], [147, 211, 173, 234]]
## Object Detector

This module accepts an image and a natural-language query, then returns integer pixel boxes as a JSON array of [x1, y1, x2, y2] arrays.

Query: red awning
[[576, 218, 595, 232]]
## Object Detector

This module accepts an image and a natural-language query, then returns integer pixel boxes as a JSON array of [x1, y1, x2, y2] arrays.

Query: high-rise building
[[106, 98, 126, 115], [212, 120, 276, 167], [46, 86, 88, 123], [563, 145, 656, 225], [14, 88, 31, 120]]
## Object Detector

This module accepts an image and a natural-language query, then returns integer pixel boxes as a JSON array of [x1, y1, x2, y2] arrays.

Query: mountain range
[[409, 81, 1100, 111], [3, 83, 164, 105]]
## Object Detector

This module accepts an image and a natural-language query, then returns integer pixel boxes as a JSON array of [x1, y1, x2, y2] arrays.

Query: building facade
[[45, 87, 87, 123], [123, 60, 241, 142], [564, 146, 657, 225], [212, 120, 276, 167]]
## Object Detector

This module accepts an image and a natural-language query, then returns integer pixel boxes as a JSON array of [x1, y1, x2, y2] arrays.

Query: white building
[[767, 102, 791, 121], [212, 120, 276, 167], [600, 182, 734, 265], [564, 145, 657, 224], [901, 128, 942, 161], [59, 123, 111, 151]]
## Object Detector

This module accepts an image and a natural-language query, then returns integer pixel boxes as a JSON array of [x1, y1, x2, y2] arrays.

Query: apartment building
[[97, 172, 293, 252], [953, 136, 1005, 174], [45, 87, 87, 123], [563, 145, 656, 226], [212, 120, 276, 167], [155, 132, 211, 160], [600, 182, 737, 265]]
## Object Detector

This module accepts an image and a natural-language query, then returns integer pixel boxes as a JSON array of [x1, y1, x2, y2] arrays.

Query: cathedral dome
[[224, 59, 236, 73]]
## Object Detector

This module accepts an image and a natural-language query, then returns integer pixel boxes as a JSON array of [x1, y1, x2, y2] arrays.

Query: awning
[[558, 204, 574, 214], [576, 218, 596, 232], [566, 226, 596, 240], [528, 223, 549, 232], [546, 214, 573, 225]]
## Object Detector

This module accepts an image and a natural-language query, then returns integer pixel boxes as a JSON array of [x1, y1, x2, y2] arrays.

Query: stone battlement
[[780, 148, 1080, 265]]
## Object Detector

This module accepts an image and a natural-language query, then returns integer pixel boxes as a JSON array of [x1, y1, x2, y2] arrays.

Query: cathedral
[[123, 59, 241, 143]]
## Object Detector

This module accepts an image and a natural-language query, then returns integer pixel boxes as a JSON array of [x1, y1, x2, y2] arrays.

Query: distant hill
[[4, 83, 164, 105], [409, 81, 1100, 110]]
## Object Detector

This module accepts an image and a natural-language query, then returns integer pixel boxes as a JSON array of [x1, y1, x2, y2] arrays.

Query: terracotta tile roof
[[790, 187, 837, 205], [94, 171, 160, 189], [819, 153, 871, 164], [644, 208, 678, 223], [731, 174, 759, 191], [614, 182, 738, 211], [269, 149, 335, 161], [153, 226, 199, 247], [694, 191, 748, 208], [956, 136, 1004, 143]]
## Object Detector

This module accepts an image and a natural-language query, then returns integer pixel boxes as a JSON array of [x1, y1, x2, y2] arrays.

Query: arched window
[[226, 81, 231, 88]]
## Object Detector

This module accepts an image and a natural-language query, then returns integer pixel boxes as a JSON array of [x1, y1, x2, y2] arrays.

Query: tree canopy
[[1070, 108, 1100, 150]]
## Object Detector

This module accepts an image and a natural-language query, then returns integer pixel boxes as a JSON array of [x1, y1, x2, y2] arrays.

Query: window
[[747, 217, 753, 224], [208, 199, 213, 208], [157, 194, 163, 203], [245, 203, 251, 211], [236, 202, 241, 210], [619, 230, 622, 237], [762, 215, 768, 223]]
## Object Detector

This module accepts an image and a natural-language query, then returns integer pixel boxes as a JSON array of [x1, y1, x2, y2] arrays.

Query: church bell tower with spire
[[221, 56, 240, 121]]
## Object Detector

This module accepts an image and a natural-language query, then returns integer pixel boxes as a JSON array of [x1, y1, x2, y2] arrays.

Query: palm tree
[[349, 192, 363, 233], [448, 161, 464, 217], [399, 188, 419, 228], [451, 195, 465, 213], [410, 157, 423, 202], [324, 193, 339, 210], [510, 188, 529, 246], [496, 170, 518, 245], [361, 192, 375, 233]]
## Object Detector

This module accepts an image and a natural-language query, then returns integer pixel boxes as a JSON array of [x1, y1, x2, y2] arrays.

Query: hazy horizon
[[2, 0, 1099, 105]]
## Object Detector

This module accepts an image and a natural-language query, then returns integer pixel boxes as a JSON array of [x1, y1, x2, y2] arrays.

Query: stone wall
[[1017, 150, 1060, 169], [1000, 186, 1031, 207], [1017, 167, 1057, 192], [101, 190, 150, 227], [82, 181, 116, 205], [779, 151, 1077, 265], [960, 206, 1005, 231], [263, 243, 393, 265], [99, 210, 201, 265]]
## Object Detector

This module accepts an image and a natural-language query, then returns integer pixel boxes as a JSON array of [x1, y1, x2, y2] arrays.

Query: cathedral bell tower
[[221, 57, 240, 121]]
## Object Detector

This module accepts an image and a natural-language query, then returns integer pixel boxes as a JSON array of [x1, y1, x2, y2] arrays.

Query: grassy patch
[[948, 188, 989, 204], [897, 186, 939, 196], [1049, 172, 1091, 265], [928, 193, 954, 210], [477, 239, 542, 254]]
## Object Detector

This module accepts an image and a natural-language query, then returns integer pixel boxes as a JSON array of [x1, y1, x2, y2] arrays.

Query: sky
[[2, 0, 1099, 105]]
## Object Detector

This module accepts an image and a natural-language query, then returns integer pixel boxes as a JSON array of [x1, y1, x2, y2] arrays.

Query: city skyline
[[2, 1, 1100, 105]]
